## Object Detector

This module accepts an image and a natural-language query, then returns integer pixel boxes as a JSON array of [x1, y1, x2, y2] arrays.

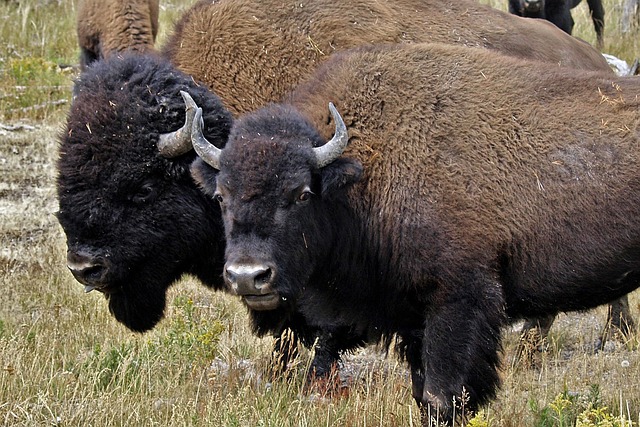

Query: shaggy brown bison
[[58, 0, 617, 384], [76, 0, 159, 69], [189, 42, 640, 423], [164, 0, 610, 116]]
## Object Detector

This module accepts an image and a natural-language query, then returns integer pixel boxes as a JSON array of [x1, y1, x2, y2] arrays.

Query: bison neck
[[297, 202, 428, 342]]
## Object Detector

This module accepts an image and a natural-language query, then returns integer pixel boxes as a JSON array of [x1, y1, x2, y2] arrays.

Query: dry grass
[[0, 0, 639, 426]]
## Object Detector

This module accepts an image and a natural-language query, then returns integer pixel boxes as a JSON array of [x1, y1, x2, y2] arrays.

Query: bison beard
[[107, 282, 166, 332], [190, 43, 640, 423]]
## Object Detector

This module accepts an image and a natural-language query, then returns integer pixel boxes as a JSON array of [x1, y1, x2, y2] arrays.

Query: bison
[[508, 0, 605, 49], [163, 0, 611, 116], [189, 42, 640, 423], [58, 0, 618, 385], [76, 0, 159, 70]]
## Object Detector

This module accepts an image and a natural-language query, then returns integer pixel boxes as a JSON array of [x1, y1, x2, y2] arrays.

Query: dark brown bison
[[58, 0, 617, 385], [189, 42, 640, 423], [508, 0, 605, 49], [76, 0, 159, 70]]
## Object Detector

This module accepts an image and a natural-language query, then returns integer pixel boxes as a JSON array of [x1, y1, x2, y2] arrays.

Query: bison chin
[[107, 289, 167, 332]]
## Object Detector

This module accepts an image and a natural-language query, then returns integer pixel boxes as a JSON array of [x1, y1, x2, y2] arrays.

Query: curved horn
[[157, 90, 197, 158], [191, 107, 222, 170], [313, 102, 349, 168]]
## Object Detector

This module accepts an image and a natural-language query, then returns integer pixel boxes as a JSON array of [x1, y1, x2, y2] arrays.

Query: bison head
[[57, 54, 232, 332], [190, 102, 362, 311]]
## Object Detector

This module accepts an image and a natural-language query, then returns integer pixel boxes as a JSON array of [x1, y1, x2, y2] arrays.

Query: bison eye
[[213, 193, 224, 204], [131, 183, 157, 204], [297, 190, 314, 204]]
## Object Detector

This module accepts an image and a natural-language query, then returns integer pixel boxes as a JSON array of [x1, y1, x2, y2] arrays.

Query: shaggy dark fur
[[58, 54, 231, 331], [77, 0, 159, 70], [191, 43, 640, 423], [508, 0, 605, 49]]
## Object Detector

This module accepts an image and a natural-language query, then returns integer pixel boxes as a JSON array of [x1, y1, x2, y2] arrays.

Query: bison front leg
[[412, 274, 505, 425], [304, 326, 366, 397]]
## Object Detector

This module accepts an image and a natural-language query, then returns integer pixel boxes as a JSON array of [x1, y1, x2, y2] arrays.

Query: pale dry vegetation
[[0, 0, 638, 426]]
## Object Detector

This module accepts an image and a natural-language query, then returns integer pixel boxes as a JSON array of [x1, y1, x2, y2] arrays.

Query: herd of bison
[[55, 0, 639, 424]]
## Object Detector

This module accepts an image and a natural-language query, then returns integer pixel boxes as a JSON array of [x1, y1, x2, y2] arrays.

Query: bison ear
[[190, 157, 219, 197], [320, 157, 362, 197]]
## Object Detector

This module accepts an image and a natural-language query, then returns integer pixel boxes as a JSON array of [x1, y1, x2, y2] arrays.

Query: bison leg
[[411, 273, 505, 425], [304, 326, 366, 396], [398, 332, 438, 424], [268, 327, 300, 379], [515, 314, 555, 368], [596, 295, 637, 350], [608, 295, 636, 335], [269, 326, 344, 380], [520, 314, 555, 344], [545, 0, 575, 34], [585, 0, 605, 49]]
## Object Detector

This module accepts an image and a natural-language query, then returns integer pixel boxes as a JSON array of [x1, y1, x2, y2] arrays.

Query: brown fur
[[287, 43, 640, 319], [77, 0, 159, 69], [163, 0, 610, 116]]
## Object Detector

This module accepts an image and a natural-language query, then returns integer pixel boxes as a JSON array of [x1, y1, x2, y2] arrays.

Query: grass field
[[0, 0, 639, 425]]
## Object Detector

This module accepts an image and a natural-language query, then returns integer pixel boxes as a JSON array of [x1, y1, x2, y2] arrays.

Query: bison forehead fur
[[195, 43, 640, 421], [221, 105, 327, 192], [57, 54, 232, 332]]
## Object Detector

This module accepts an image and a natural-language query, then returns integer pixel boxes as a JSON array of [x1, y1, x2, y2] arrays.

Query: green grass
[[0, 0, 639, 426]]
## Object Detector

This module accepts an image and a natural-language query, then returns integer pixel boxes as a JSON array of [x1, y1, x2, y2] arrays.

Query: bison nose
[[224, 262, 274, 296], [66, 249, 109, 291]]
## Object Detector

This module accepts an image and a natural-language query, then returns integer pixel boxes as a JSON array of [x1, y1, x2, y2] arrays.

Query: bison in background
[[76, 0, 159, 70], [189, 42, 640, 424], [164, 0, 610, 116], [58, 0, 618, 387], [508, 0, 605, 49]]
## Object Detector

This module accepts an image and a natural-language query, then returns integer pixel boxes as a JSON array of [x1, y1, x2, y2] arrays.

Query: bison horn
[[157, 90, 197, 158], [191, 106, 222, 170], [313, 103, 349, 168]]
